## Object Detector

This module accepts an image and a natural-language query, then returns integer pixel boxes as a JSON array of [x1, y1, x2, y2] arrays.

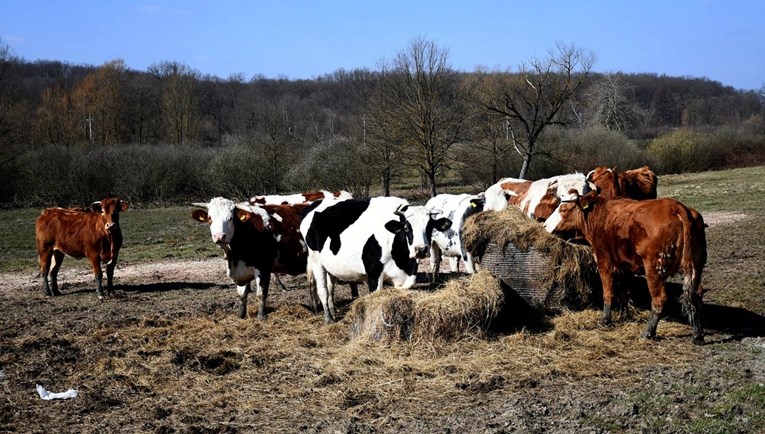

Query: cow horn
[[190, 202, 209, 208], [393, 204, 408, 218]]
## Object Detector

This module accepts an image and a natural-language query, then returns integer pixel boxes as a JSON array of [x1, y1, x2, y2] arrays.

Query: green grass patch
[[659, 166, 765, 212], [0, 205, 219, 274]]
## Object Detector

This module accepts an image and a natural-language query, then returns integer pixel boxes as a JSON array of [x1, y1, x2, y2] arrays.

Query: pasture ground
[[1, 166, 765, 433]]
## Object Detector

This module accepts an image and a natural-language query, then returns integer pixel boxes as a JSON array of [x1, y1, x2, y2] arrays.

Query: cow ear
[[435, 217, 452, 232], [384, 220, 404, 234], [579, 194, 595, 211], [91, 202, 103, 213], [236, 208, 252, 223], [192, 209, 209, 223]]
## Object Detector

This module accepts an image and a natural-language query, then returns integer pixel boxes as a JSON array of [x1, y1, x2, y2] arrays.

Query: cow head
[[193, 198, 272, 246], [92, 197, 129, 231], [403, 205, 453, 259], [192, 197, 238, 245], [544, 190, 596, 237], [585, 166, 618, 197]]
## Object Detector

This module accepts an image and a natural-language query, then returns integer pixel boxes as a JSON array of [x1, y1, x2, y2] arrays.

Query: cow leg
[[48, 250, 65, 296], [39, 249, 54, 296], [237, 283, 251, 319], [105, 257, 118, 295], [312, 265, 334, 324], [641, 271, 668, 340], [89, 256, 105, 299], [683, 270, 705, 345], [463, 251, 476, 274], [326, 275, 337, 319], [349, 283, 359, 299], [305, 268, 320, 313], [430, 244, 442, 283], [598, 269, 615, 326], [256, 271, 270, 320]]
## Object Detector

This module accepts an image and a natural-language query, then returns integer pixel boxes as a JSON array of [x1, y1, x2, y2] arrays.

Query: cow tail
[[679, 208, 704, 341]]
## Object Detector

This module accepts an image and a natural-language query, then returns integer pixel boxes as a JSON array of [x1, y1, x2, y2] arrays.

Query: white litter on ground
[[36, 384, 78, 400]]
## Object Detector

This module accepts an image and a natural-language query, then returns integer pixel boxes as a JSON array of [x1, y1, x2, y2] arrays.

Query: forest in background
[[1, 38, 764, 206]]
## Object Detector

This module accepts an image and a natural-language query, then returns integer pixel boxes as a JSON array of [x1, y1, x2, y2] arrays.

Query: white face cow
[[425, 193, 485, 280], [192, 197, 270, 247], [404, 205, 453, 260]]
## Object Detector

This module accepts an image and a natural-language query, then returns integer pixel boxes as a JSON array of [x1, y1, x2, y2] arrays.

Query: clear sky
[[2, 0, 764, 90]]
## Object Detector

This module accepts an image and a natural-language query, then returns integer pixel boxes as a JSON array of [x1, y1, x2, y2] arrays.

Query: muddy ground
[[1, 211, 765, 433]]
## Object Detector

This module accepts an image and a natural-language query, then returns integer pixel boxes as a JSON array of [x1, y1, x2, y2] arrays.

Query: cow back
[[36, 208, 120, 261]]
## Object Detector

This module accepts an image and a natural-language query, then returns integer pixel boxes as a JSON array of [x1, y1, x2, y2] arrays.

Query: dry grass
[[346, 270, 503, 342]]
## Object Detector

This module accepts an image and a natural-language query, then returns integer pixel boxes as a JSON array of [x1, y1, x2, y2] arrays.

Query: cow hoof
[[640, 332, 657, 340], [692, 335, 705, 346]]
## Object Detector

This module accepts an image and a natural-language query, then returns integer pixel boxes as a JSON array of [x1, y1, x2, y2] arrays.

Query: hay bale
[[347, 270, 503, 342], [461, 206, 598, 312]]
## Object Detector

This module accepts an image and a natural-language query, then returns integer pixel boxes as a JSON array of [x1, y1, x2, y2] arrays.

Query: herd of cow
[[33, 165, 708, 344]]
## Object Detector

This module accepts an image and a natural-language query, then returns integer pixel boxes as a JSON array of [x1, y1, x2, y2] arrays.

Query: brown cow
[[586, 166, 658, 200], [545, 191, 707, 344], [35, 197, 129, 299]]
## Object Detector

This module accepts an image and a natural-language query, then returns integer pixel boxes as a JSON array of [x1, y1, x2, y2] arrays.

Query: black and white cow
[[300, 196, 451, 323], [424, 193, 485, 281], [192, 197, 311, 319]]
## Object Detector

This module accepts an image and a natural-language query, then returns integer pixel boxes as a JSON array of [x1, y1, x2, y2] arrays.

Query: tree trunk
[[519, 153, 532, 180]]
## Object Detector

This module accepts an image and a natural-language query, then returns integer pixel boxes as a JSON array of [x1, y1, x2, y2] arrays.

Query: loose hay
[[346, 270, 503, 342], [462, 206, 599, 311]]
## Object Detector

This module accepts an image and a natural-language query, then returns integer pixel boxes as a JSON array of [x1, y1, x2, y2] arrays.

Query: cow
[[544, 191, 707, 344], [250, 190, 353, 206], [483, 173, 589, 222], [424, 193, 486, 281], [585, 166, 658, 200], [192, 198, 312, 320], [35, 197, 129, 299], [300, 197, 452, 323], [248, 189, 357, 299]]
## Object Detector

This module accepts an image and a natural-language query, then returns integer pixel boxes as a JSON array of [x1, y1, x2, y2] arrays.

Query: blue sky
[[2, 0, 763, 90]]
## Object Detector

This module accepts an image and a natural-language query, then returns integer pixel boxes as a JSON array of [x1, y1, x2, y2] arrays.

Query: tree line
[[1, 37, 764, 206]]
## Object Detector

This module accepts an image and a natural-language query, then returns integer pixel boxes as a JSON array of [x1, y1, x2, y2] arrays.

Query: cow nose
[[212, 233, 227, 244], [105, 222, 115, 230], [414, 245, 430, 259]]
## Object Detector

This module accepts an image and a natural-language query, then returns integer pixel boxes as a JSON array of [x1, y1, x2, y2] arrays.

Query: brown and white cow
[[483, 173, 589, 221], [585, 166, 657, 200], [35, 197, 129, 299], [192, 198, 312, 319], [249, 190, 353, 206], [545, 191, 707, 344]]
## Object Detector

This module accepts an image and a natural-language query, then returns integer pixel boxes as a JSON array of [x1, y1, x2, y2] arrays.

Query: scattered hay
[[346, 270, 503, 342], [462, 207, 599, 311]]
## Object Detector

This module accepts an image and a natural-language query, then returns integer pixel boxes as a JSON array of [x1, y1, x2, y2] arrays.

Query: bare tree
[[587, 73, 647, 131], [482, 43, 595, 179], [372, 37, 469, 197], [148, 61, 200, 145]]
